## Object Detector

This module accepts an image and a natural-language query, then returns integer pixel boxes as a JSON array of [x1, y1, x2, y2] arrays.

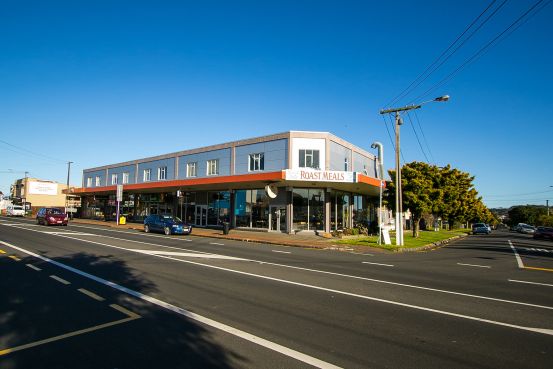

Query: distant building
[[10, 177, 81, 215]]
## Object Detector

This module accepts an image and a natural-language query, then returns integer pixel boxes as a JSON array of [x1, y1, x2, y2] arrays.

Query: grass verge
[[334, 229, 470, 251]]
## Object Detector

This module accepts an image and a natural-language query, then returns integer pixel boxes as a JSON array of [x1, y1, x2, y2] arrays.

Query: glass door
[[195, 205, 207, 226], [269, 206, 287, 232]]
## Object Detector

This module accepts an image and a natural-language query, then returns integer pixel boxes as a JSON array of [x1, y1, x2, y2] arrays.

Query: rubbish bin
[[222, 222, 230, 235], [119, 216, 126, 225]]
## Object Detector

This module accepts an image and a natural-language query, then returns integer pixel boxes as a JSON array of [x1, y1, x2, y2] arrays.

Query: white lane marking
[[210, 242, 225, 246], [349, 252, 374, 256], [272, 250, 291, 254], [77, 288, 106, 301], [10, 236, 553, 338], [457, 263, 491, 269], [136, 250, 245, 260], [5, 223, 553, 311], [509, 279, 553, 288], [509, 240, 524, 269], [0, 240, 342, 369], [362, 262, 394, 267], [41, 232, 96, 236], [25, 264, 42, 271], [50, 275, 71, 285]]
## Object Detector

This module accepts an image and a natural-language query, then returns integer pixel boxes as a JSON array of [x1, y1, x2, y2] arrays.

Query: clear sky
[[1, 0, 552, 208]]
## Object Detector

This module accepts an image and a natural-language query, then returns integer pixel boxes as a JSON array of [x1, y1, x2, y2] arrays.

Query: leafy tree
[[508, 205, 547, 226]]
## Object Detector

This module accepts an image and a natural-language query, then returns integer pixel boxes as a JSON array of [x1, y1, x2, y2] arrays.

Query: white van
[[7, 205, 25, 217]]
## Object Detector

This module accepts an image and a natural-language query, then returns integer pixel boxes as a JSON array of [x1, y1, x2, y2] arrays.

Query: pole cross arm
[[379, 105, 421, 115]]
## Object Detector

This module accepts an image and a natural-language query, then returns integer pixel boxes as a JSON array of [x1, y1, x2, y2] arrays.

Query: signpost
[[116, 185, 123, 225]]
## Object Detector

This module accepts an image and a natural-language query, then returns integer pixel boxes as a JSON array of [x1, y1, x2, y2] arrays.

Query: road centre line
[[362, 261, 394, 267], [45, 235, 553, 337], [272, 250, 291, 254], [0, 304, 140, 357], [3, 224, 553, 312], [26, 263, 42, 271], [0, 249, 5, 253], [509, 240, 525, 269], [50, 275, 71, 285], [509, 279, 553, 288], [0, 240, 343, 369], [457, 263, 491, 269], [78, 288, 106, 301]]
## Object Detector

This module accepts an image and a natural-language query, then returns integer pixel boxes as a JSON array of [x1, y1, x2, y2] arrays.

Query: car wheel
[[144, 224, 150, 233], [164, 226, 171, 236]]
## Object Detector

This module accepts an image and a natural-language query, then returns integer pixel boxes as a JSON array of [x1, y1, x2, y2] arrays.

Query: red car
[[36, 207, 68, 226], [533, 226, 553, 241]]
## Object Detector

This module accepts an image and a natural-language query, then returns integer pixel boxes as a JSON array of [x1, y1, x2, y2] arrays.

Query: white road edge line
[[509, 240, 525, 269], [0, 240, 343, 369], [509, 279, 553, 288], [362, 261, 394, 267], [272, 250, 291, 254], [3, 222, 553, 312], [457, 263, 491, 269]]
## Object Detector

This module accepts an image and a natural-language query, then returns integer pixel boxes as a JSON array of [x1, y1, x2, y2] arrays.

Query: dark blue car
[[144, 214, 192, 235]]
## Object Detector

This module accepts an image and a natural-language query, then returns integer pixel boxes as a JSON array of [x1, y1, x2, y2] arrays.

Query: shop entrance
[[269, 206, 287, 232], [195, 205, 207, 227]]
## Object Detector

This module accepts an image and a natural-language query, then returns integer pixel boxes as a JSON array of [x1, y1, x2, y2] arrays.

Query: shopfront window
[[330, 191, 350, 230], [207, 191, 230, 226], [235, 189, 269, 228], [292, 188, 325, 231]]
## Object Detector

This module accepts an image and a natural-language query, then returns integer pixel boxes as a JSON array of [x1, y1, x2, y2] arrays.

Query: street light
[[379, 95, 450, 246]]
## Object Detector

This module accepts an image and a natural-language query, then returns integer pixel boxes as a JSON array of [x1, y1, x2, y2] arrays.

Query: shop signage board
[[28, 182, 58, 196], [284, 169, 355, 183], [116, 185, 123, 202]]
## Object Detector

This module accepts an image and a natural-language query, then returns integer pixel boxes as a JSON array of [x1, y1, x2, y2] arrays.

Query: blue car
[[144, 214, 192, 235], [472, 223, 490, 235]]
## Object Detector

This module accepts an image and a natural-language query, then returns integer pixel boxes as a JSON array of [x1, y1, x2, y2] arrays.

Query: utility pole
[[23, 171, 29, 215], [380, 95, 450, 246], [66, 161, 73, 217]]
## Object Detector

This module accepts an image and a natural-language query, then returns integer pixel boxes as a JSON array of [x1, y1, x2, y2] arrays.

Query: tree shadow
[[0, 252, 249, 369]]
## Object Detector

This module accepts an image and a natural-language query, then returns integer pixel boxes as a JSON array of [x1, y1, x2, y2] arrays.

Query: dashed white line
[[77, 288, 106, 301], [509, 279, 553, 288], [362, 261, 394, 267], [25, 264, 42, 271], [49, 275, 71, 285], [457, 263, 491, 269], [272, 250, 291, 254], [210, 242, 225, 246]]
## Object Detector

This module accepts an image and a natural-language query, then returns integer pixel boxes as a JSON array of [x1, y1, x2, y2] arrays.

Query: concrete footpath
[[68, 218, 356, 251]]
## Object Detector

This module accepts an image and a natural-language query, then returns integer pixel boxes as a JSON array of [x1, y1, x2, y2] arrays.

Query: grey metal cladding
[[107, 165, 136, 185], [83, 169, 106, 187], [353, 152, 377, 177], [177, 148, 231, 179], [329, 141, 352, 171], [234, 139, 288, 175], [137, 158, 176, 183]]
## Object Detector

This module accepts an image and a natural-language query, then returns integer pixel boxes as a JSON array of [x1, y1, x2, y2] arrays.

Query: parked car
[[6, 205, 25, 217], [485, 224, 492, 232], [144, 214, 192, 235], [36, 208, 68, 226], [533, 226, 553, 240], [472, 223, 490, 235], [516, 223, 536, 234]]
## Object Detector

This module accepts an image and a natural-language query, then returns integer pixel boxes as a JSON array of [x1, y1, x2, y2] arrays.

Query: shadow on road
[[0, 252, 249, 369]]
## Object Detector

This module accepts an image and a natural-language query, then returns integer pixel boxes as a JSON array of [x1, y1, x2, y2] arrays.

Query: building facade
[[10, 177, 81, 215], [71, 131, 384, 234]]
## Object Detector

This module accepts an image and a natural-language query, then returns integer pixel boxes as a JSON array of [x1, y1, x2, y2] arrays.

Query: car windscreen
[[161, 215, 181, 222], [473, 223, 486, 227], [47, 209, 64, 215]]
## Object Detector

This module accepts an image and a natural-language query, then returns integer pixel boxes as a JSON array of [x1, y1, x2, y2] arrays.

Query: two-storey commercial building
[[71, 131, 384, 234]]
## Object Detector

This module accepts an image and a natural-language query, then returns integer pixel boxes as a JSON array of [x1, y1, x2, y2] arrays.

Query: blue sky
[[1, 0, 552, 208]]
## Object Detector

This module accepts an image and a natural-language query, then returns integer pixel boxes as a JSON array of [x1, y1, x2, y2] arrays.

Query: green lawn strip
[[334, 229, 470, 251]]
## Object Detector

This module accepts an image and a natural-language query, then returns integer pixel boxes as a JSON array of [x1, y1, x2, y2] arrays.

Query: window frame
[[95, 176, 101, 187], [299, 149, 320, 169], [143, 169, 151, 182], [206, 159, 219, 176], [111, 173, 118, 185], [122, 172, 130, 184], [86, 177, 92, 187], [158, 166, 167, 180], [186, 162, 197, 178], [248, 153, 265, 172]]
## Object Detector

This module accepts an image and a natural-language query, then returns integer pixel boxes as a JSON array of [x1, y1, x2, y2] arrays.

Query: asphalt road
[[1, 217, 552, 369]]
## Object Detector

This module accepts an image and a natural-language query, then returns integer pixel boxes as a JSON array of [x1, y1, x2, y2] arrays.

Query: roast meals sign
[[284, 169, 355, 183]]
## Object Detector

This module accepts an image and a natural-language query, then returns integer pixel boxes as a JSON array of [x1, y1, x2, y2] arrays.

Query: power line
[[406, 111, 430, 162], [384, 113, 406, 164], [486, 189, 553, 197], [385, 0, 503, 107], [0, 139, 67, 164], [413, 110, 435, 163], [413, 0, 549, 102], [381, 114, 395, 152]]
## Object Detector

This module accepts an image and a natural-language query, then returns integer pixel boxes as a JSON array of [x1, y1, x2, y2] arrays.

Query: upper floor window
[[344, 157, 349, 171], [122, 172, 130, 184], [143, 169, 151, 182], [249, 153, 264, 172], [86, 177, 92, 187], [158, 166, 167, 180], [207, 159, 219, 176], [186, 162, 197, 177], [111, 173, 118, 185], [95, 176, 101, 186], [299, 149, 320, 169]]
